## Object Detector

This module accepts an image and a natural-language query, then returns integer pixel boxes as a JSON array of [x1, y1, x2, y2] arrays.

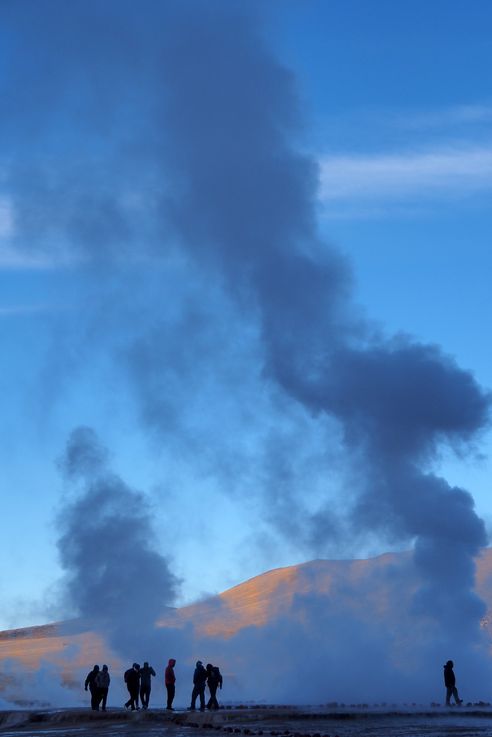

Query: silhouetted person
[[124, 663, 141, 710], [190, 660, 207, 711], [139, 661, 156, 709], [165, 658, 176, 710], [444, 660, 462, 706], [206, 663, 223, 710], [84, 664, 100, 710], [95, 664, 110, 711]]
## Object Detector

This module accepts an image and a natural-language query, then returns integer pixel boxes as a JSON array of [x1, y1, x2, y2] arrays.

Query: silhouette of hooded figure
[[95, 664, 110, 711], [84, 664, 100, 710], [444, 660, 462, 706], [139, 661, 156, 709], [165, 658, 176, 710], [124, 663, 141, 710], [190, 660, 207, 711], [206, 663, 223, 710]]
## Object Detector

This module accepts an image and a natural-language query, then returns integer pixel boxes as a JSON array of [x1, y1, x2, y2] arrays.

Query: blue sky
[[1, 0, 491, 632]]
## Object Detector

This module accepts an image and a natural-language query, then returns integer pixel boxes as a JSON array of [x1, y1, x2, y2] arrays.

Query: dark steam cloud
[[57, 426, 181, 658], [286, 342, 490, 636], [152, 0, 491, 650]]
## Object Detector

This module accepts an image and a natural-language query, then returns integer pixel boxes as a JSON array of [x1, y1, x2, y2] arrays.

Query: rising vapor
[[154, 0, 491, 649], [57, 426, 181, 659]]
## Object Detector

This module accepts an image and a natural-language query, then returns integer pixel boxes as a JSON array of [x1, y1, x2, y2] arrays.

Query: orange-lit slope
[[2, 549, 492, 672], [172, 551, 407, 637], [0, 623, 114, 673]]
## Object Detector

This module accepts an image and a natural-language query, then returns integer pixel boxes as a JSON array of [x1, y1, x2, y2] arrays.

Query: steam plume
[[57, 426, 180, 658], [154, 0, 491, 648]]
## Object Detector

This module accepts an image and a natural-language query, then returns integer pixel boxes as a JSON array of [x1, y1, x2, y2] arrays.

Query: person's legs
[[140, 686, 150, 708], [126, 688, 137, 709], [446, 687, 452, 706], [166, 684, 175, 709], [90, 687, 99, 710], [101, 688, 108, 711], [453, 687, 462, 705], [208, 685, 218, 709], [199, 686, 205, 711], [191, 684, 199, 709]]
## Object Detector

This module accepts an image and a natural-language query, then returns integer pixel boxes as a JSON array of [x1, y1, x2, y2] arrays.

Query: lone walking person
[[444, 660, 462, 706], [165, 658, 176, 710], [124, 663, 141, 710], [84, 664, 100, 710], [139, 661, 156, 709], [190, 660, 207, 711]]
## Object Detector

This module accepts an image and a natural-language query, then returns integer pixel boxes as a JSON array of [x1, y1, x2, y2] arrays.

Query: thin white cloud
[[0, 197, 64, 270], [0, 246, 68, 270], [400, 103, 492, 130], [320, 145, 492, 202], [0, 197, 14, 237]]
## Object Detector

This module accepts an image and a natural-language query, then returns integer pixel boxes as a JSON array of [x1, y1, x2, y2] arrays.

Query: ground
[[2, 706, 492, 737]]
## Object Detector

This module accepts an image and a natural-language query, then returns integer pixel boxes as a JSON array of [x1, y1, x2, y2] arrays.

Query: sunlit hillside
[[2, 549, 492, 688]]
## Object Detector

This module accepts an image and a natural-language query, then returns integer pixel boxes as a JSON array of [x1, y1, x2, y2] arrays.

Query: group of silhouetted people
[[124, 661, 156, 710], [85, 657, 461, 710], [190, 660, 223, 711], [84, 656, 223, 712], [84, 664, 110, 711]]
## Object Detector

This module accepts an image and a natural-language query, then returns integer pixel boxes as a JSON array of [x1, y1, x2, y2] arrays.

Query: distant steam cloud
[[57, 427, 180, 658]]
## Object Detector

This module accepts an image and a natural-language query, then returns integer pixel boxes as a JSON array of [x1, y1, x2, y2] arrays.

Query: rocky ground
[[2, 706, 492, 737]]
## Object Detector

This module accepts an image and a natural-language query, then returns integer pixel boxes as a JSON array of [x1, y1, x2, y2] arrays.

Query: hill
[[2, 549, 492, 705]]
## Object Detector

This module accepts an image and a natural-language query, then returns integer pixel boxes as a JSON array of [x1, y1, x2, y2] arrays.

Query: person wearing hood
[[124, 662, 141, 710], [165, 658, 176, 710], [95, 664, 110, 711], [190, 660, 207, 711], [84, 664, 100, 710], [444, 660, 462, 706], [139, 661, 156, 709]]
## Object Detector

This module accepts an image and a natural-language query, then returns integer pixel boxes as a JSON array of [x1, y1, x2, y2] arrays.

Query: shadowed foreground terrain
[[2, 706, 492, 737]]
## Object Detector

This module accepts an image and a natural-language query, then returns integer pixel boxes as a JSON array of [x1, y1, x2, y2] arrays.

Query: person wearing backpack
[[206, 663, 223, 710]]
